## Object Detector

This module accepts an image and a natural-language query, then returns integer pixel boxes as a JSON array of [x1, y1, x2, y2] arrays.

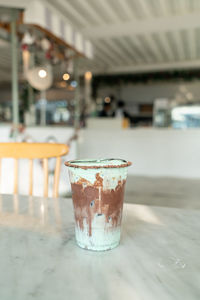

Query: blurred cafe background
[[0, 0, 199, 206]]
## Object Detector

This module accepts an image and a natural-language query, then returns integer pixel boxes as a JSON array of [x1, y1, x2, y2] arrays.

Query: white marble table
[[0, 194, 199, 300]]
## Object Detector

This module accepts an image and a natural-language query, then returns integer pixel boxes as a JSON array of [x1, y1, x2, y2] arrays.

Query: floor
[[125, 176, 200, 209]]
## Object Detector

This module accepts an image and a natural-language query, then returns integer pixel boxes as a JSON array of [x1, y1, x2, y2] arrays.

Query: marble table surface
[[0, 194, 199, 300]]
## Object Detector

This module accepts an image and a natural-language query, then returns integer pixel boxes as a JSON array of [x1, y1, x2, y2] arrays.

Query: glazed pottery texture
[[65, 159, 131, 251]]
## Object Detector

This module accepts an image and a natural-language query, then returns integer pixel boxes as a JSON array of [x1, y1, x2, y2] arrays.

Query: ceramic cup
[[65, 159, 131, 251]]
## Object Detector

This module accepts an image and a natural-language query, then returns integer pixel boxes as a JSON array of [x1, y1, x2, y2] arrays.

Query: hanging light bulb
[[104, 97, 111, 103], [63, 73, 70, 81], [38, 69, 47, 78], [85, 71, 92, 81]]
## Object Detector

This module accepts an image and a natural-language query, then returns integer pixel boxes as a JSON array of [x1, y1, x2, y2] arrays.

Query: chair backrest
[[0, 143, 69, 198]]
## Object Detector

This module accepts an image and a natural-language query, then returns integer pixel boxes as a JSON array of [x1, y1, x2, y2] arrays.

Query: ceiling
[[47, 0, 200, 75], [1, 0, 200, 80]]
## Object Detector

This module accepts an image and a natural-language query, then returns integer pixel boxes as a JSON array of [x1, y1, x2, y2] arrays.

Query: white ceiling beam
[[156, 33, 175, 61], [94, 40, 128, 65], [94, 55, 111, 67], [93, 59, 200, 75], [81, 12, 200, 39], [130, 36, 154, 64], [150, 34, 169, 61], [97, 0, 119, 22], [157, 0, 169, 16], [168, 0, 179, 14], [118, 0, 134, 20], [142, 35, 163, 62], [0, 0, 31, 8], [81, 57, 105, 69], [74, 0, 104, 24], [93, 42, 121, 65], [178, 0, 188, 13], [188, 29, 196, 60], [102, 39, 133, 64], [121, 37, 145, 64], [171, 31, 185, 61], [94, 50, 115, 66], [137, 0, 152, 17], [136, 36, 156, 62], [113, 39, 139, 64], [193, 0, 200, 10], [54, 0, 89, 27]]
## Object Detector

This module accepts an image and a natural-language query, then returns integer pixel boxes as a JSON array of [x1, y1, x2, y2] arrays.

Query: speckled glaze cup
[[65, 159, 131, 251]]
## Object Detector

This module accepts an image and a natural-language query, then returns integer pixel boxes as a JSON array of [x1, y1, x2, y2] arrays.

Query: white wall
[[79, 127, 200, 179], [1, 124, 200, 187]]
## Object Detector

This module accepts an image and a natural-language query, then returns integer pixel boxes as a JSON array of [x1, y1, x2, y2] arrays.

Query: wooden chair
[[0, 143, 69, 198]]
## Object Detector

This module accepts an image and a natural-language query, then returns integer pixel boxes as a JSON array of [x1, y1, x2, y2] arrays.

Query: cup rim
[[65, 158, 132, 169]]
